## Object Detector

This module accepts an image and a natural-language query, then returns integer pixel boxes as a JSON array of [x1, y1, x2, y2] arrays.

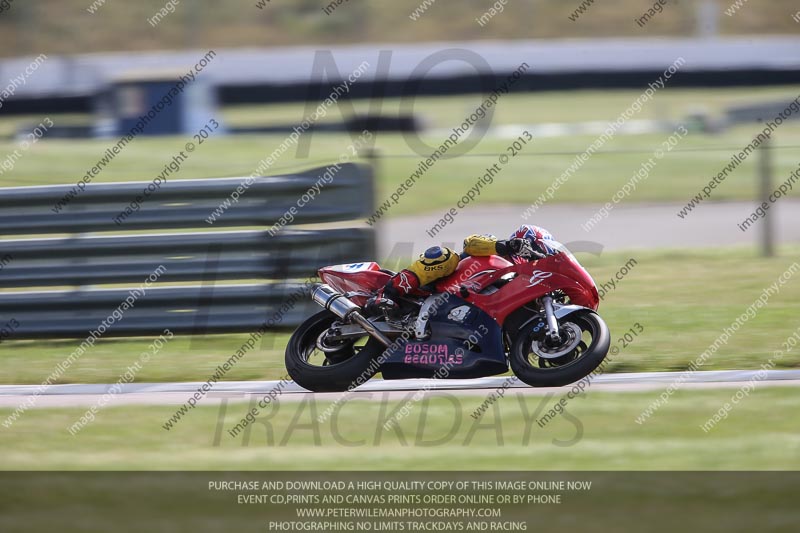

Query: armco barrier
[[0, 163, 374, 339]]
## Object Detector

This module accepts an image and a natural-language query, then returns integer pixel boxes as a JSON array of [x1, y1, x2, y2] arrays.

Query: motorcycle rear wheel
[[285, 310, 384, 392], [509, 310, 610, 387]]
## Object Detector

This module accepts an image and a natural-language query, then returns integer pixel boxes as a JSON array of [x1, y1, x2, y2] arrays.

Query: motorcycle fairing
[[378, 295, 508, 380], [319, 262, 391, 305], [437, 253, 599, 324]]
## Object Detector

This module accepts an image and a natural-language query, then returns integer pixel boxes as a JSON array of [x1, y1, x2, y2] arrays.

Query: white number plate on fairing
[[328, 262, 379, 273]]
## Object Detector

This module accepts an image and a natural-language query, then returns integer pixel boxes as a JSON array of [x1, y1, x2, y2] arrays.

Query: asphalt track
[[380, 200, 800, 257], [1, 370, 798, 408]]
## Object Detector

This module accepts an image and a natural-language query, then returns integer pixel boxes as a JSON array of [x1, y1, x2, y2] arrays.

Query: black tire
[[509, 310, 610, 387], [285, 310, 384, 392]]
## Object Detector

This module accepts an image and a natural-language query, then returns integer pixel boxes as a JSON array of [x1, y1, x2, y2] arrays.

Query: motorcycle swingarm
[[325, 322, 407, 342]]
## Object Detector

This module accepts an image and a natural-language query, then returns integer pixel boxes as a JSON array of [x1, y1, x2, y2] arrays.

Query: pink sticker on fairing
[[403, 344, 463, 365], [404, 343, 448, 355]]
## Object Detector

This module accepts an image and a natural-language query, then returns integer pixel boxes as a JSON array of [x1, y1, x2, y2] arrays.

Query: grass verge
[[0, 387, 798, 470]]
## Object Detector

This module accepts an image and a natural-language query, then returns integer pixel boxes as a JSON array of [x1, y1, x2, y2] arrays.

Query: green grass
[[579, 246, 800, 374], [2, 0, 799, 57], [1, 246, 798, 384], [3, 87, 799, 216], [0, 333, 293, 385], [1, 387, 798, 470]]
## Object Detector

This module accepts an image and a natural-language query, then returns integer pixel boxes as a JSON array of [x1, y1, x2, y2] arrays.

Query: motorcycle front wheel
[[285, 310, 384, 392], [509, 310, 610, 387]]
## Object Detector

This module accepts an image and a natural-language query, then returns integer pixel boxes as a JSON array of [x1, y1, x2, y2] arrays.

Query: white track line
[[1, 370, 798, 397]]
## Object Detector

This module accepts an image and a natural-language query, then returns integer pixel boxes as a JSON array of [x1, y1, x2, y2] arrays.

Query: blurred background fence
[[0, 163, 374, 339]]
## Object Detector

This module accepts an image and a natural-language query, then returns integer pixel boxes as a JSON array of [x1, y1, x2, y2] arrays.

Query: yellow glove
[[463, 234, 498, 257]]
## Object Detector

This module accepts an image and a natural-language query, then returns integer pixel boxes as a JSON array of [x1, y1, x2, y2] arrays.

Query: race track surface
[[381, 200, 800, 256], [0, 370, 798, 408]]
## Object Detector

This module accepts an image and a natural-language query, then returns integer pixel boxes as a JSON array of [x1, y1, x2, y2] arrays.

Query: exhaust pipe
[[311, 284, 392, 347]]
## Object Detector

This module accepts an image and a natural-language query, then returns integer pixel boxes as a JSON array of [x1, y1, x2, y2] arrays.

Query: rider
[[372, 225, 557, 306]]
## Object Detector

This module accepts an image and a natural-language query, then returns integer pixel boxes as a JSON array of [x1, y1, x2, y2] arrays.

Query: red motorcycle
[[286, 244, 610, 392]]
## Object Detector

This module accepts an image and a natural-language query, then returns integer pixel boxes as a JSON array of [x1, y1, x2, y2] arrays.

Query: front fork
[[542, 295, 562, 344]]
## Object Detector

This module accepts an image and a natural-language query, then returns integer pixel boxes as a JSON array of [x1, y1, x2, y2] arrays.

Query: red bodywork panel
[[319, 262, 391, 306], [318, 253, 598, 323], [438, 253, 599, 324], [434, 255, 514, 294]]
